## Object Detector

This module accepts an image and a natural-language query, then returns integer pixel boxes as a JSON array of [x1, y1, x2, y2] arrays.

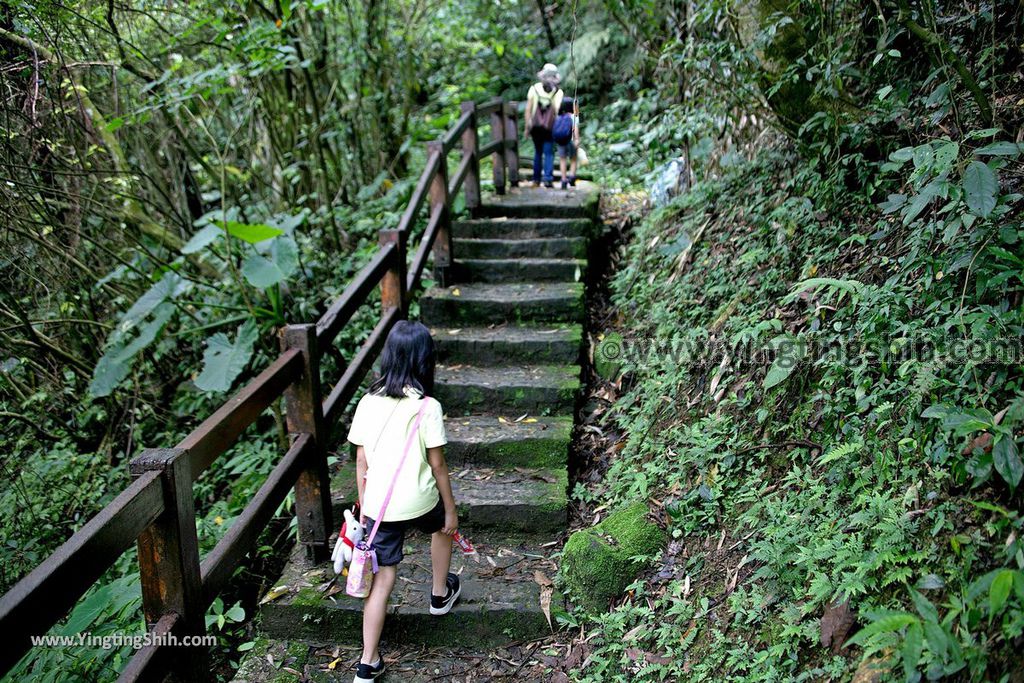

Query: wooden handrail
[[0, 94, 521, 682], [478, 138, 502, 157], [200, 433, 312, 601], [395, 150, 441, 235], [178, 348, 304, 477], [407, 203, 445, 294], [315, 244, 397, 346], [441, 109, 474, 154], [115, 612, 181, 683], [322, 305, 402, 427], [477, 97, 504, 116], [449, 152, 473, 198]]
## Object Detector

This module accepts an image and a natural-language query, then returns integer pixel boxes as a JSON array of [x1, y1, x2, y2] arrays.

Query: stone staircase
[[233, 183, 597, 681]]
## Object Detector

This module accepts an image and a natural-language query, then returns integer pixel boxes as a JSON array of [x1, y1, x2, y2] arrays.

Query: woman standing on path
[[524, 63, 564, 188]]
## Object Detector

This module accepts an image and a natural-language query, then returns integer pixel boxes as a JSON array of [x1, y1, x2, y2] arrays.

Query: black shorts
[[363, 499, 445, 566]]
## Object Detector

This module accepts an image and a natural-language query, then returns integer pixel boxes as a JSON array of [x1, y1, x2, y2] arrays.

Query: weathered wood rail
[[0, 97, 521, 681]]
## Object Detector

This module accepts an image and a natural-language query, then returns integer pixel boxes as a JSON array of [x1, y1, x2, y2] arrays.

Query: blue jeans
[[532, 134, 554, 183]]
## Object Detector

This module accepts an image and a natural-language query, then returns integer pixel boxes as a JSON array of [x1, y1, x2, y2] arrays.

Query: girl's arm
[[427, 446, 458, 535], [355, 445, 368, 524]]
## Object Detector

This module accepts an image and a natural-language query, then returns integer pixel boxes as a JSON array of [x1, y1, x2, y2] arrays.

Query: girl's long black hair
[[368, 320, 435, 399]]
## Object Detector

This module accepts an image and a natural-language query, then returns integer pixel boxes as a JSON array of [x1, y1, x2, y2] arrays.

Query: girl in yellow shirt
[[346, 321, 459, 682]]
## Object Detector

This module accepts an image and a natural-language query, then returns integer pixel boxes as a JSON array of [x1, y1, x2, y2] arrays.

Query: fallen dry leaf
[[820, 599, 855, 652], [259, 585, 290, 605], [534, 571, 554, 630]]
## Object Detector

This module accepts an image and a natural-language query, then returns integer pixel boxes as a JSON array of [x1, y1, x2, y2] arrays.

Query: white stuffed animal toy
[[331, 507, 365, 575]]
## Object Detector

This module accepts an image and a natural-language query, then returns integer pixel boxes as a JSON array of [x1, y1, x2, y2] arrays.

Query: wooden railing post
[[460, 101, 482, 214], [379, 228, 407, 314], [426, 140, 453, 287], [489, 98, 507, 195], [280, 324, 332, 562], [130, 448, 207, 679], [504, 101, 520, 187]]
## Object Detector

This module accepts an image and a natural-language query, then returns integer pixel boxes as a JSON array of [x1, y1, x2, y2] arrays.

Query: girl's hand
[[442, 508, 459, 536]]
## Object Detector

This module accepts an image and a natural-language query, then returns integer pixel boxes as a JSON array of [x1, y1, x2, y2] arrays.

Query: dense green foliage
[[562, 0, 1023, 681], [2, 0, 1021, 679]]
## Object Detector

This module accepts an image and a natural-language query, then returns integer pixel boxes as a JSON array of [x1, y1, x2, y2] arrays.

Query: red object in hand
[[452, 531, 476, 555]]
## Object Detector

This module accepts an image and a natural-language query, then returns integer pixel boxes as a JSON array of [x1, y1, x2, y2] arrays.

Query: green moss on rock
[[594, 331, 624, 380], [560, 501, 665, 614]]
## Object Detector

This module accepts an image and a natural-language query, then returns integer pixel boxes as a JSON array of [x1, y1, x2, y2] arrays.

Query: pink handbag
[[346, 398, 430, 598]]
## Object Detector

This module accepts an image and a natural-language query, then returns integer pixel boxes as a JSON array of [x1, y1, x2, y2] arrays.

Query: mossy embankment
[[560, 143, 1023, 681]]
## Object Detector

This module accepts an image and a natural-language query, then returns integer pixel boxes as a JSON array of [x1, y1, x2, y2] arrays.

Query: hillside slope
[[566, 138, 1023, 681]]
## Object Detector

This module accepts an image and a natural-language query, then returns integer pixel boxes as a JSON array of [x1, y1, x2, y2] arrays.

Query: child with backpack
[[345, 321, 459, 682], [553, 97, 580, 189], [524, 63, 564, 188]]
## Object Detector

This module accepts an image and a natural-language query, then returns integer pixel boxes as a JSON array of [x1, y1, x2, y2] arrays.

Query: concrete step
[[231, 636, 554, 683], [435, 363, 579, 414], [331, 462, 567, 534], [420, 282, 584, 325], [457, 236, 586, 259], [518, 167, 594, 182], [478, 181, 599, 219], [454, 217, 593, 239], [456, 258, 584, 283], [253, 534, 562, 651], [445, 414, 573, 468], [432, 323, 582, 366]]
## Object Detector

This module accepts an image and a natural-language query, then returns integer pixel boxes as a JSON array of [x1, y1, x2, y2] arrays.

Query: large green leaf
[[902, 622, 923, 679], [992, 437, 1023, 489], [119, 272, 189, 336], [194, 319, 259, 392], [845, 612, 919, 647], [90, 303, 176, 397], [181, 224, 223, 254], [242, 236, 299, 288], [271, 236, 299, 278], [763, 335, 806, 390], [975, 141, 1022, 156], [963, 161, 997, 218], [223, 221, 283, 244], [242, 254, 286, 288], [989, 569, 1014, 616]]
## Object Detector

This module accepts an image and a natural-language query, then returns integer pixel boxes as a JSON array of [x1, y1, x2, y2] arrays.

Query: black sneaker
[[560, 180, 568, 189], [429, 573, 461, 615], [543, 181, 553, 188], [569, 175, 577, 186], [353, 658, 385, 682]]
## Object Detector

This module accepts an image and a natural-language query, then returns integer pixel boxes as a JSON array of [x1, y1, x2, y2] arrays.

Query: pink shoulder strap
[[366, 397, 431, 546]]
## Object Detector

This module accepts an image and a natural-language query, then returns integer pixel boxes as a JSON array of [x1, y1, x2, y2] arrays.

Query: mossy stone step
[[255, 535, 560, 650], [454, 217, 593, 239], [432, 323, 582, 366], [457, 236, 586, 259], [477, 182, 599, 219], [444, 414, 573, 468], [456, 258, 584, 283], [420, 282, 584, 325], [330, 462, 567, 533], [435, 363, 579, 414]]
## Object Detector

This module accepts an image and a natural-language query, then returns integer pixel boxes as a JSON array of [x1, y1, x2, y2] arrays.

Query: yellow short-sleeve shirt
[[347, 389, 447, 522]]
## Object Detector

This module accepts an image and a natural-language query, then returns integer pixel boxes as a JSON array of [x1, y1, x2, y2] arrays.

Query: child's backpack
[[552, 112, 574, 145]]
